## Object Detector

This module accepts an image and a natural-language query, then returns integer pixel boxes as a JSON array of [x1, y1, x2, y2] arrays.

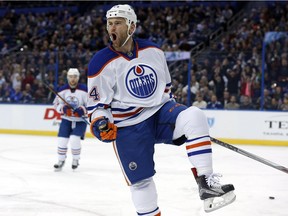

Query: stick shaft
[[44, 82, 73, 109], [211, 137, 288, 174]]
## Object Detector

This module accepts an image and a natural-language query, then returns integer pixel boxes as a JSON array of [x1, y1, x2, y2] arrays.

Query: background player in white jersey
[[87, 4, 235, 215], [53, 68, 88, 171]]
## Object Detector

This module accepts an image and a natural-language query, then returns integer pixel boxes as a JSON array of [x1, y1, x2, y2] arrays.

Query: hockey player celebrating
[[87, 4, 235, 215], [53, 68, 88, 171]]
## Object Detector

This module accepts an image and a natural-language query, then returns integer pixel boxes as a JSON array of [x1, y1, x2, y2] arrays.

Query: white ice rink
[[0, 134, 287, 216]]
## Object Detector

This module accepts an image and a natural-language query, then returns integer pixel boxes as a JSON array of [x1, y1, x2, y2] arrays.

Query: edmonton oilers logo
[[66, 96, 79, 109], [129, 161, 137, 171], [125, 64, 157, 98]]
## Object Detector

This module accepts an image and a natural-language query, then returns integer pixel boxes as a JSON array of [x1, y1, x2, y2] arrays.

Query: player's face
[[107, 18, 128, 48], [67, 75, 79, 88]]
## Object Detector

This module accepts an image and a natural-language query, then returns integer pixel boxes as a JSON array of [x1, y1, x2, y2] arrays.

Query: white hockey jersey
[[87, 39, 173, 127], [53, 83, 88, 122]]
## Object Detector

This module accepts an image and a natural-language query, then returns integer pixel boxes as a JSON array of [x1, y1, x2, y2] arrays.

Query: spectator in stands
[[10, 85, 23, 103], [278, 57, 288, 83], [272, 86, 284, 102], [239, 95, 254, 110], [192, 93, 207, 109], [182, 74, 199, 102], [0, 83, 4, 102], [22, 88, 33, 103], [0, 43, 8, 55], [256, 88, 272, 110], [269, 97, 280, 110], [11, 71, 22, 91], [200, 85, 211, 102], [207, 94, 223, 109], [225, 68, 240, 96], [33, 80, 47, 103], [2, 88, 12, 102], [280, 95, 288, 111], [240, 74, 254, 103], [22, 68, 35, 90], [211, 73, 225, 101], [251, 81, 261, 104], [222, 90, 230, 107], [22, 83, 33, 102], [0, 70, 6, 86], [225, 95, 240, 110]]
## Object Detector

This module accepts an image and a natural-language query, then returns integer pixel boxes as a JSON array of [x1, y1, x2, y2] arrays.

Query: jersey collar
[[109, 39, 138, 60]]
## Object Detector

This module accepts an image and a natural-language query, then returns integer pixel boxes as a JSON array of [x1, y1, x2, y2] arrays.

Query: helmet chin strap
[[121, 32, 132, 47], [121, 26, 135, 47]]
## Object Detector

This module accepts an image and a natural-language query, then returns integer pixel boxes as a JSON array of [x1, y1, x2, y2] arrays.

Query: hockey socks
[[131, 178, 161, 216], [185, 135, 213, 176]]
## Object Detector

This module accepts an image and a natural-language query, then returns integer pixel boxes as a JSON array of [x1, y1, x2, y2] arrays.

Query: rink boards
[[0, 104, 287, 146]]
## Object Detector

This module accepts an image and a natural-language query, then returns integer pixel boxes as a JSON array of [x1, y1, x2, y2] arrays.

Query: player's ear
[[129, 23, 136, 35]]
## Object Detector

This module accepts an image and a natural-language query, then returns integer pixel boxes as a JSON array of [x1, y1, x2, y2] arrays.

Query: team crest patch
[[125, 64, 157, 98], [66, 96, 79, 108]]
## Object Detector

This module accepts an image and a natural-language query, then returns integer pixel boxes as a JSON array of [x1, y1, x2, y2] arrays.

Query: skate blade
[[204, 191, 236, 213], [54, 166, 63, 172], [72, 162, 79, 170]]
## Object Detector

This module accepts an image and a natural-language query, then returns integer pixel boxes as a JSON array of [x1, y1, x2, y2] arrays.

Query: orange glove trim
[[100, 122, 117, 140]]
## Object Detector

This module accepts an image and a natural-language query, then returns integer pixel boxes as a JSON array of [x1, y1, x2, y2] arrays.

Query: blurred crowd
[[0, 1, 287, 111]]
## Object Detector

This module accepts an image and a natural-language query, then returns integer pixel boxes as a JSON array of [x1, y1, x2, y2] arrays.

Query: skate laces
[[206, 173, 223, 188]]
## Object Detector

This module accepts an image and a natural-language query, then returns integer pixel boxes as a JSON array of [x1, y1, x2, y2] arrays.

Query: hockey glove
[[62, 105, 73, 116], [90, 117, 117, 143], [73, 106, 86, 117]]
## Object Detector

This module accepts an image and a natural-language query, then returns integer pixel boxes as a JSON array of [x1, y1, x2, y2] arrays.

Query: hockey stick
[[43, 81, 90, 125], [211, 137, 288, 174]]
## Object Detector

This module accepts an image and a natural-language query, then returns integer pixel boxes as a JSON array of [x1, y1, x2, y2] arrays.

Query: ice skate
[[54, 160, 65, 171], [192, 168, 236, 212], [72, 159, 79, 170]]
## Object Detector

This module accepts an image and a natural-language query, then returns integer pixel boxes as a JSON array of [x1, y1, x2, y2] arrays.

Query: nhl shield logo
[[126, 64, 158, 98], [207, 117, 215, 128]]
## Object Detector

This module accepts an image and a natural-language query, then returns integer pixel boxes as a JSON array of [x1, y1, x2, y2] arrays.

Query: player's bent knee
[[70, 135, 81, 149], [130, 177, 158, 214], [174, 106, 209, 140], [58, 137, 69, 148]]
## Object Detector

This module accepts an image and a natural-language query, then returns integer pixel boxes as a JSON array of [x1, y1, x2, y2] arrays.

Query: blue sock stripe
[[72, 148, 81, 154], [186, 135, 210, 142], [137, 207, 159, 215], [187, 149, 212, 157]]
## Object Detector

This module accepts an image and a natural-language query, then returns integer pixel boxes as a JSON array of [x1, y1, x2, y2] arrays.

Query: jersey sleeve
[[87, 50, 117, 122], [77, 84, 88, 110], [159, 49, 172, 96], [162, 51, 172, 87], [53, 91, 65, 114]]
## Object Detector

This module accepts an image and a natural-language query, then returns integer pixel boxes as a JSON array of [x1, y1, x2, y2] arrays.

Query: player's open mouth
[[111, 33, 117, 41]]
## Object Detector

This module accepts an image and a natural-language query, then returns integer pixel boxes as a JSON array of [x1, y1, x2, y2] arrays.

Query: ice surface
[[0, 134, 287, 216]]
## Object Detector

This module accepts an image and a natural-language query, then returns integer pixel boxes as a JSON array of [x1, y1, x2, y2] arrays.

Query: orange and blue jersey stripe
[[112, 107, 144, 124]]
